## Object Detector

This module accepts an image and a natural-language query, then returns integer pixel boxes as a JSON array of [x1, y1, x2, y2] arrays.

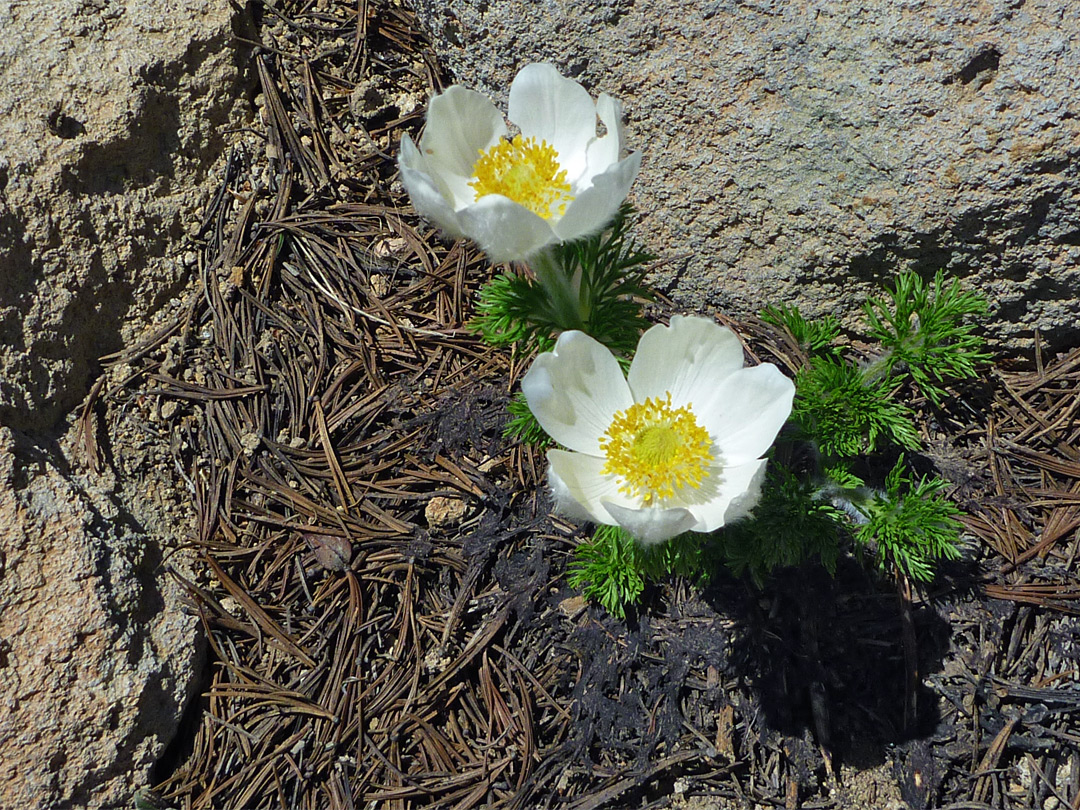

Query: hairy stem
[[530, 247, 586, 332]]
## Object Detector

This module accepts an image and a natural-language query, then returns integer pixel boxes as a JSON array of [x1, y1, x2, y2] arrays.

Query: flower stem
[[815, 481, 878, 524], [530, 247, 586, 332]]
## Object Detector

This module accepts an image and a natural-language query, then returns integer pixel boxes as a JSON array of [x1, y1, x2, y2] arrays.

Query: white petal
[[547, 450, 626, 525], [421, 86, 506, 185], [583, 93, 624, 181], [508, 64, 596, 183], [604, 502, 699, 546], [456, 195, 558, 262], [547, 457, 601, 524], [627, 315, 745, 408], [697, 364, 795, 466], [522, 330, 632, 455], [686, 458, 768, 533], [398, 135, 466, 237], [553, 152, 641, 243]]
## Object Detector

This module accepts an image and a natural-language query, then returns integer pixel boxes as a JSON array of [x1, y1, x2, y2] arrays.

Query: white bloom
[[398, 63, 641, 262], [521, 316, 796, 545]]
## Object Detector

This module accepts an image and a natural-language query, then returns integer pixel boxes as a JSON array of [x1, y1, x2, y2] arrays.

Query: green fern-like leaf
[[820, 460, 866, 491], [568, 526, 646, 618], [552, 202, 656, 355], [470, 272, 551, 349], [863, 270, 990, 406], [471, 204, 655, 357], [761, 303, 842, 357], [855, 456, 963, 582], [793, 356, 921, 456], [721, 465, 845, 585]]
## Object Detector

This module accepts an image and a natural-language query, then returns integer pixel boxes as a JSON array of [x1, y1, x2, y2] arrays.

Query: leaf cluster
[[863, 270, 991, 406], [721, 465, 844, 585], [568, 525, 712, 618], [773, 269, 988, 455], [854, 457, 964, 582], [791, 357, 921, 456], [736, 270, 985, 585], [470, 203, 654, 356], [761, 303, 842, 357], [567, 526, 646, 619]]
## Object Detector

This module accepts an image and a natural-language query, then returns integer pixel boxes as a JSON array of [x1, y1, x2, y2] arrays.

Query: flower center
[[469, 135, 574, 220], [599, 393, 714, 505]]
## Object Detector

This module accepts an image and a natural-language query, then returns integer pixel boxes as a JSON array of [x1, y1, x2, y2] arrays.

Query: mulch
[[87, 1, 1080, 807]]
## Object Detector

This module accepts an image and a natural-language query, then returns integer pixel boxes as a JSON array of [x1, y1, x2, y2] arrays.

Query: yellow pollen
[[469, 135, 574, 219], [599, 393, 714, 505]]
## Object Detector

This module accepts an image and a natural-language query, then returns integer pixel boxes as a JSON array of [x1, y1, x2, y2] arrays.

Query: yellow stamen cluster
[[469, 135, 574, 220], [599, 393, 714, 504]]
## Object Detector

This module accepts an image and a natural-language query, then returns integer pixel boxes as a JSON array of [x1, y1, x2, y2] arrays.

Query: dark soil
[[93, 1, 1080, 808]]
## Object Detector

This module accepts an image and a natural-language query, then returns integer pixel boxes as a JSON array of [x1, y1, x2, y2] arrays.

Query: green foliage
[[721, 465, 844, 585], [792, 357, 921, 455], [780, 270, 989, 459], [820, 460, 865, 490], [569, 526, 714, 618], [761, 303, 842, 357], [550, 202, 657, 356], [744, 272, 986, 588], [568, 526, 647, 619], [470, 204, 654, 356], [863, 270, 991, 406], [503, 391, 550, 446], [472, 272, 536, 347], [854, 456, 963, 582], [635, 531, 713, 581]]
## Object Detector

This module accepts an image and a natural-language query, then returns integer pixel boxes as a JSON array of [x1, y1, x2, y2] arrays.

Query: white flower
[[398, 63, 641, 263], [521, 316, 796, 545]]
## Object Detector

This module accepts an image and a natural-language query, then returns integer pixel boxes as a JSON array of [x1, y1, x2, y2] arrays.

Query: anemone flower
[[521, 316, 795, 545], [398, 63, 641, 263]]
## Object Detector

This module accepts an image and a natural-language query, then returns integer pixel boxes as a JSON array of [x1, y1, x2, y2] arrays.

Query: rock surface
[[410, 0, 1080, 351], [0, 0, 243, 430], [0, 0, 246, 806], [0, 427, 201, 810]]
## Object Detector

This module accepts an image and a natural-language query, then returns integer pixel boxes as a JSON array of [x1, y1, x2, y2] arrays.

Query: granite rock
[[0, 0, 246, 430], [0, 0, 246, 805], [0, 426, 202, 809]]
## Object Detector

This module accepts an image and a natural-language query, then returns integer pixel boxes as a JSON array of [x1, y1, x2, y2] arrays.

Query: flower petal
[[547, 450, 626, 525], [547, 455, 602, 524], [421, 86, 507, 190], [627, 315, 745, 408], [553, 152, 641, 243], [583, 93, 624, 181], [697, 364, 795, 466], [522, 330, 632, 455], [398, 134, 466, 238], [456, 195, 558, 261], [604, 502, 699, 546], [685, 458, 768, 533], [508, 64, 597, 183]]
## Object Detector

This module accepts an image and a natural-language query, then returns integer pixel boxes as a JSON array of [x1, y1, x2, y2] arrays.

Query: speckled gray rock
[[411, 0, 1080, 351], [0, 0, 246, 430], [0, 426, 203, 809]]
